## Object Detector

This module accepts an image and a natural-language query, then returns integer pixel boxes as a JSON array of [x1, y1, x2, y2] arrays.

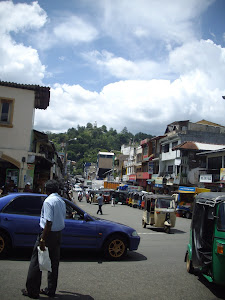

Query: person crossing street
[[97, 193, 104, 215]]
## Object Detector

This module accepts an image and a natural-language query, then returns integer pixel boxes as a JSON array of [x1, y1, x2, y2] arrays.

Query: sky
[[1, 0, 225, 136]]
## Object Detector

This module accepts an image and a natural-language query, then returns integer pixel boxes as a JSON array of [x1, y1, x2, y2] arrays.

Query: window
[[143, 146, 148, 156], [172, 141, 178, 148], [163, 144, 169, 153], [3, 195, 46, 216], [0, 98, 14, 127], [217, 203, 225, 231], [168, 165, 173, 173], [208, 156, 222, 170]]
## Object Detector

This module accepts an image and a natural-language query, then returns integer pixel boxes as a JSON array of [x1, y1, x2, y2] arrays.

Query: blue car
[[0, 193, 140, 260]]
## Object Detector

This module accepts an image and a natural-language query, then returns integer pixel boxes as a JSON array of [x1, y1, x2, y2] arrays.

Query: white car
[[73, 186, 83, 192]]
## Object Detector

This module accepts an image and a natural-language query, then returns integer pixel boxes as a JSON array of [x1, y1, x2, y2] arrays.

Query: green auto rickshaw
[[185, 192, 225, 286]]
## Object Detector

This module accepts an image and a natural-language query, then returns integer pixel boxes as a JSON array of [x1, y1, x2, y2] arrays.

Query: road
[[0, 193, 225, 300]]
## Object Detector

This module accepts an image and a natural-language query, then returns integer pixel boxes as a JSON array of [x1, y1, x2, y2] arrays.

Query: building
[[0, 81, 62, 192], [158, 120, 225, 191], [96, 152, 114, 179]]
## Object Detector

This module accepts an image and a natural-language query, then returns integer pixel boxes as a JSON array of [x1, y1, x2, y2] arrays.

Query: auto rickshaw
[[185, 192, 225, 286], [114, 190, 128, 205], [142, 194, 176, 233], [132, 192, 140, 208]]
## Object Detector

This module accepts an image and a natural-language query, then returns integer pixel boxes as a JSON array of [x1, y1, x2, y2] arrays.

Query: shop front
[[136, 172, 151, 189]]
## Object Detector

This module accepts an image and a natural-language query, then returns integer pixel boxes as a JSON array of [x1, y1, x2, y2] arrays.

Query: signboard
[[220, 168, 225, 180], [154, 176, 163, 185], [200, 174, 212, 183], [129, 174, 136, 181], [25, 164, 35, 187], [148, 162, 154, 174], [178, 186, 196, 193], [136, 172, 150, 179]]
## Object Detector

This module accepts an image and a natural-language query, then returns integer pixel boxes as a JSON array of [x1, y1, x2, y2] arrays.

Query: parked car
[[0, 193, 140, 260]]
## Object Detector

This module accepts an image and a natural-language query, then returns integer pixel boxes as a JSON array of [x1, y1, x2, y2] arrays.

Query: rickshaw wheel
[[103, 235, 127, 260], [164, 226, 170, 234], [186, 252, 194, 273], [142, 219, 146, 228]]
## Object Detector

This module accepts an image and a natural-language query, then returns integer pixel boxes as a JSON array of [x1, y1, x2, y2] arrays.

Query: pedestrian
[[24, 182, 32, 193], [111, 192, 116, 207], [97, 193, 103, 215], [21, 179, 66, 299]]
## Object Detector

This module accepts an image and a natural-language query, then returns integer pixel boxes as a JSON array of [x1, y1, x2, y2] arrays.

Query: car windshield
[[218, 203, 225, 231], [156, 199, 175, 209]]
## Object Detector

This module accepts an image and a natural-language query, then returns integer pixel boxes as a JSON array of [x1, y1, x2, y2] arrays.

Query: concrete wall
[[0, 86, 35, 165], [180, 131, 225, 144]]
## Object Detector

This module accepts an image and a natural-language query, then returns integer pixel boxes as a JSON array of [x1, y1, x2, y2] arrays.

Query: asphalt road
[[0, 193, 225, 300]]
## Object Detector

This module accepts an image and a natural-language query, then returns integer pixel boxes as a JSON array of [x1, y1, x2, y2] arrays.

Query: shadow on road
[[144, 227, 186, 234], [57, 291, 94, 299], [198, 275, 225, 300], [5, 248, 147, 263]]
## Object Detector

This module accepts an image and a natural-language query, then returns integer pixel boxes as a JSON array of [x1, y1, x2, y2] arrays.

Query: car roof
[[196, 192, 225, 207], [0, 193, 47, 210]]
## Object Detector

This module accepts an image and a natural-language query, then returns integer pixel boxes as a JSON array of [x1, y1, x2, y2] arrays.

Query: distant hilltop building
[[97, 152, 114, 179]]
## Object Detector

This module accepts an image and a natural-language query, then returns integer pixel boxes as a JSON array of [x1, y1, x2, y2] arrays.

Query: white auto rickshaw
[[142, 194, 176, 233]]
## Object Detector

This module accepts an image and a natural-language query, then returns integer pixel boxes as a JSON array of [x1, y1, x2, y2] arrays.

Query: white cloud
[[100, 0, 214, 44], [0, 1, 47, 34], [53, 16, 98, 44], [82, 50, 165, 80]]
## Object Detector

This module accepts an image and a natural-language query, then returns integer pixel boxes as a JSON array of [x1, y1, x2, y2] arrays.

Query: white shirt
[[40, 193, 66, 231]]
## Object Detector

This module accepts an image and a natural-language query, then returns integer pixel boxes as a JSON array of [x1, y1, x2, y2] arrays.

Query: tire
[[0, 231, 11, 258], [142, 219, 146, 228], [164, 226, 170, 234], [186, 251, 194, 273], [185, 212, 191, 219], [103, 235, 127, 260]]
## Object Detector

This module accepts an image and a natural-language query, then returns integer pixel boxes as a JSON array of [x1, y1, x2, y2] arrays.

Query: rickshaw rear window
[[156, 199, 175, 209], [218, 203, 225, 231]]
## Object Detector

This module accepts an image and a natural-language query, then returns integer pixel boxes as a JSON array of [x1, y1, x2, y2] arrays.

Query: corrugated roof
[[0, 80, 50, 110], [173, 141, 225, 151], [195, 119, 225, 128]]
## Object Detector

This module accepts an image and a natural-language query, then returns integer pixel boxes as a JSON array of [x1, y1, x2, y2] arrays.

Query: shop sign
[[129, 174, 136, 181], [154, 176, 163, 185], [122, 175, 129, 181], [148, 162, 154, 174], [137, 172, 150, 179], [220, 168, 225, 180], [178, 186, 196, 193], [25, 164, 35, 187], [200, 174, 212, 183], [155, 184, 163, 188]]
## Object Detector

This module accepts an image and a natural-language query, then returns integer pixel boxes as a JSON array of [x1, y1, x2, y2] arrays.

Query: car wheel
[[103, 235, 127, 260], [142, 219, 146, 228], [186, 251, 194, 273], [0, 231, 11, 258]]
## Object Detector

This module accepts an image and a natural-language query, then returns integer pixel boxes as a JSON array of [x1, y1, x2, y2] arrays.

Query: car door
[[62, 202, 98, 249], [1, 195, 45, 247]]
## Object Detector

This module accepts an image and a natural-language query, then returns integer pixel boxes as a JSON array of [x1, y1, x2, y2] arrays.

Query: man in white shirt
[[22, 180, 66, 299]]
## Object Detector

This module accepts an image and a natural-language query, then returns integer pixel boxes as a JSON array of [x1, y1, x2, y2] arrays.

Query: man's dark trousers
[[97, 205, 103, 215], [26, 231, 61, 296]]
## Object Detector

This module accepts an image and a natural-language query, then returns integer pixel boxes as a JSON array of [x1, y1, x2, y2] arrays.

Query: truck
[[104, 181, 120, 190]]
